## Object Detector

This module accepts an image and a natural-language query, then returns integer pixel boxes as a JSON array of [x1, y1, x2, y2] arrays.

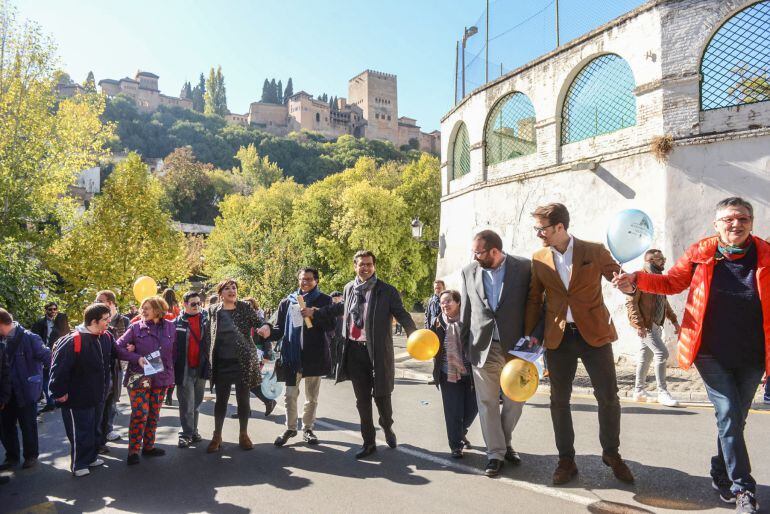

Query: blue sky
[[18, 0, 644, 132]]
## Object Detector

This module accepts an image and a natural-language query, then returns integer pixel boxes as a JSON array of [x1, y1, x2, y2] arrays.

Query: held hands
[[300, 307, 317, 318], [673, 322, 681, 335], [256, 325, 271, 339], [612, 271, 637, 293]]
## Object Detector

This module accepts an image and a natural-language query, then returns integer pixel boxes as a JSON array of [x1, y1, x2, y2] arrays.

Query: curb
[[392, 365, 770, 410]]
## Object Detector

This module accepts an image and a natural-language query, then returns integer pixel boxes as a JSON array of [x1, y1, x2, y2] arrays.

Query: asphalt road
[[3, 377, 770, 513]]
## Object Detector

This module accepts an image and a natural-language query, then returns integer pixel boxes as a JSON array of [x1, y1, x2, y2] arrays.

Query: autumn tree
[[234, 143, 283, 192], [159, 147, 219, 225]]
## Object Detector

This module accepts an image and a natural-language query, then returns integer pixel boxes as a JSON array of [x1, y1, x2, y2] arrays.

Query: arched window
[[701, 1, 770, 110], [451, 123, 471, 180], [315, 112, 320, 122], [561, 54, 636, 144], [485, 92, 537, 165]]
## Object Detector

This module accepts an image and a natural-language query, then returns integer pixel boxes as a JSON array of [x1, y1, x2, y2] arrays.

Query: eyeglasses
[[716, 216, 752, 225], [533, 224, 554, 234], [188, 302, 201, 307], [471, 249, 489, 257], [46, 307, 58, 312], [100, 316, 112, 322]]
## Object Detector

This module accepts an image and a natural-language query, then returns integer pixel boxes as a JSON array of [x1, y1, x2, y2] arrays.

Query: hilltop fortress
[[96, 69, 439, 153]]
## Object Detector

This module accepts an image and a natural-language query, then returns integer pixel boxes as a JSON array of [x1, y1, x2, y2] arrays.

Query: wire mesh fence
[[701, 0, 770, 111], [451, 124, 471, 179], [454, 0, 647, 104], [485, 92, 537, 165]]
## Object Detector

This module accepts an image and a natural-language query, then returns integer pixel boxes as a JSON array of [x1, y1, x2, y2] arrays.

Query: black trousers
[[214, 380, 251, 432], [61, 404, 100, 472], [439, 372, 478, 451], [546, 326, 621, 459], [0, 395, 39, 462], [346, 341, 393, 445]]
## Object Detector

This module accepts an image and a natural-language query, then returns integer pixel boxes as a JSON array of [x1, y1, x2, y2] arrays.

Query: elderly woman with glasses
[[615, 197, 770, 512]]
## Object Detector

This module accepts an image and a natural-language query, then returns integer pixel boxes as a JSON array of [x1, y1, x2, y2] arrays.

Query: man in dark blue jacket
[[0, 335, 11, 484], [174, 291, 210, 448], [49, 303, 115, 477], [0, 308, 50, 470]]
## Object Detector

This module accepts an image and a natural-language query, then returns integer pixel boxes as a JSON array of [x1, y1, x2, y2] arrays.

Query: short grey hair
[[715, 197, 753, 218]]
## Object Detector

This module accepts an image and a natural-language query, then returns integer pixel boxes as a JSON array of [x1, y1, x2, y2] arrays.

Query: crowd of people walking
[[0, 196, 766, 514]]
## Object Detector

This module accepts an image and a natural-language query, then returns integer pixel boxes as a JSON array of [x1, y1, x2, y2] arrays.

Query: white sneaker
[[657, 390, 680, 407], [88, 458, 104, 468], [106, 431, 121, 441], [74, 468, 90, 477], [632, 390, 652, 402]]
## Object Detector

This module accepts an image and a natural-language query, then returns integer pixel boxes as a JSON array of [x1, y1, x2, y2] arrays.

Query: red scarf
[[187, 314, 201, 368]]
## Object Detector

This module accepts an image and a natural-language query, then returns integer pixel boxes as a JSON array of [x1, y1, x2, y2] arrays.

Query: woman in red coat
[[615, 197, 769, 513]]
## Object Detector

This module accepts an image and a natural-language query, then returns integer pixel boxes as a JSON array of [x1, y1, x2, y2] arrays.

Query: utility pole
[[485, 0, 489, 83], [462, 26, 467, 98], [454, 40, 459, 104], [555, 0, 560, 48]]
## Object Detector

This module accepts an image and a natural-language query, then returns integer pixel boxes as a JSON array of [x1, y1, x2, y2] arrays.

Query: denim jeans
[[634, 324, 670, 392], [694, 354, 764, 494]]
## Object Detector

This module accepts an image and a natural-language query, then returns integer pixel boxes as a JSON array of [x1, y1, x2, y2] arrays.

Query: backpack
[[72, 330, 112, 354]]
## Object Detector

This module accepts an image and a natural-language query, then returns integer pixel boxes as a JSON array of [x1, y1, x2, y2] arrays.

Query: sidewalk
[[392, 333, 769, 408]]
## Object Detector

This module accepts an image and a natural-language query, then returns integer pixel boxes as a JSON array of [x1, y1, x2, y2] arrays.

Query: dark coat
[[429, 315, 473, 387], [31, 314, 66, 348], [49, 329, 113, 409], [207, 301, 269, 388], [316, 278, 417, 396], [174, 311, 211, 384], [2, 323, 51, 406], [116, 319, 177, 388], [0, 342, 11, 406], [268, 291, 334, 385]]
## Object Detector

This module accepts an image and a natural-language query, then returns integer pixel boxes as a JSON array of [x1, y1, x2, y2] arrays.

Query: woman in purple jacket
[[116, 296, 176, 465]]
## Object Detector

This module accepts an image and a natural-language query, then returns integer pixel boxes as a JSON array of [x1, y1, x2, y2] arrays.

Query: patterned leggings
[[128, 387, 166, 455]]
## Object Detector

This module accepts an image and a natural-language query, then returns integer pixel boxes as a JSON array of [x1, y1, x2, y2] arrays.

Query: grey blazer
[[460, 254, 532, 367]]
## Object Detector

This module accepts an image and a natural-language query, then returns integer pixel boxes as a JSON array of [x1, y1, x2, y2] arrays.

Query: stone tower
[[348, 70, 398, 143]]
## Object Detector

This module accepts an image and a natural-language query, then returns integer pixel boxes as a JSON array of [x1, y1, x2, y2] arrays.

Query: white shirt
[[551, 236, 575, 323]]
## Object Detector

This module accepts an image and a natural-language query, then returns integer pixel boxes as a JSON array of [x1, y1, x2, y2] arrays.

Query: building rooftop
[[136, 71, 159, 79]]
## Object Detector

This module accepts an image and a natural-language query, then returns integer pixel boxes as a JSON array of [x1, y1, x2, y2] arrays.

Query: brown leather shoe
[[552, 457, 578, 485], [239, 431, 254, 450], [602, 452, 634, 483], [207, 431, 222, 453]]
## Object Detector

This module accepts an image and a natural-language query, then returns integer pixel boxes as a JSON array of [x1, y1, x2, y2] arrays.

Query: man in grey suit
[[461, 229, 532, 477]]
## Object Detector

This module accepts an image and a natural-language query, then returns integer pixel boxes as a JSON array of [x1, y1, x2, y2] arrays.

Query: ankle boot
[[239, 431, 253, 450], [207, 431, 222, 453]]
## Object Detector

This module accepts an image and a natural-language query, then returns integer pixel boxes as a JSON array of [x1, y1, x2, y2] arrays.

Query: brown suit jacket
[[524, 237, 620, 349]]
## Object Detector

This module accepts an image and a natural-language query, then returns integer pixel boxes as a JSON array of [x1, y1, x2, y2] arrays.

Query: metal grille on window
[[561, 54, 636, 144], [452, 124, 471, 180], [701, 1, 770, 111], [485, 92, 537, 166]]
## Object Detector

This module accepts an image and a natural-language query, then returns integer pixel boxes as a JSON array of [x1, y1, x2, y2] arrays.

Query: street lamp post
[[411, 217, 439, 249], [461, 25, 478, 99]]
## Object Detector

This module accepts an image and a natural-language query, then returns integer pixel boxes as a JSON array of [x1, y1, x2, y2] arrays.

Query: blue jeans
[[694, 354, 764, 494]]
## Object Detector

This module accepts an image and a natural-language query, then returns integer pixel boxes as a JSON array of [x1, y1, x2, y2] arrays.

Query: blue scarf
[[281, 287, 321, 373]]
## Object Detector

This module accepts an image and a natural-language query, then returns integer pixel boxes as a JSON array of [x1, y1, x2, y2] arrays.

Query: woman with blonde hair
[[116, 296, 176, 465]]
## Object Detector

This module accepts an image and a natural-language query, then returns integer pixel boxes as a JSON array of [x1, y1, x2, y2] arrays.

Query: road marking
[[313, 418, 595, 508]]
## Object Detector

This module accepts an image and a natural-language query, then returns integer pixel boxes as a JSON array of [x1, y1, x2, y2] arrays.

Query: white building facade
[[438, 0, 770, 359]]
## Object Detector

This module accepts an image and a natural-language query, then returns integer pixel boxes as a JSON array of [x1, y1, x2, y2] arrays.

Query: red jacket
[[636, 235, 770, 374]]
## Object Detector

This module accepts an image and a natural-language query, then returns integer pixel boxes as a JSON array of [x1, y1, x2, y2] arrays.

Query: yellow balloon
[[500, 358, 539, 402], [133, 276, 158, 303], [406, 329, 440, 361]]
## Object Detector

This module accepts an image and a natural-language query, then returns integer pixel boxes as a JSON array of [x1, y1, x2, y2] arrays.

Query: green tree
[[276, 79, 283, 105], [180, 81, 192, 100], [160, 147, 220, 224], [283, 77, 293, 103], [204, 179, 304, 308], [84, 70, 96, 93], [49, 153, 189, 316], [0, 4, 112, 246], [191, 73, 205, 112], [261, 79, 271, 103], [204, 66, 227, 116], [269, 78, 278, 103], [234, 143, 283, 192], [0, 237, 57, 325]]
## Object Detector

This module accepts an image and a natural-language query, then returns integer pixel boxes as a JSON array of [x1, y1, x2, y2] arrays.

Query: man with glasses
[[270, 268, 334, 447], [615, 197, 769, 513], [525, 202, 634, 486], [32, 302, 65, 413], [173, 291, 210, 448], [625, 250, 681, 407], [49, 303, 115, 477], [460, 230, 531, 477]]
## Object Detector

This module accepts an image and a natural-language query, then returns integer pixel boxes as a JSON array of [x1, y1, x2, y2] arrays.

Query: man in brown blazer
[[524, 203, 634, 486]]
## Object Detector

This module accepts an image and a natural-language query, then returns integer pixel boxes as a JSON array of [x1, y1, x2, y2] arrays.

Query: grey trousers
[[472, 342, 525, 460], [176, 371, 206, 438], [634, 324, 670, 392]]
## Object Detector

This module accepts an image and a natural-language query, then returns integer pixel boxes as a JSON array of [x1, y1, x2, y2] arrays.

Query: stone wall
[[437, 0, 770, 359]]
